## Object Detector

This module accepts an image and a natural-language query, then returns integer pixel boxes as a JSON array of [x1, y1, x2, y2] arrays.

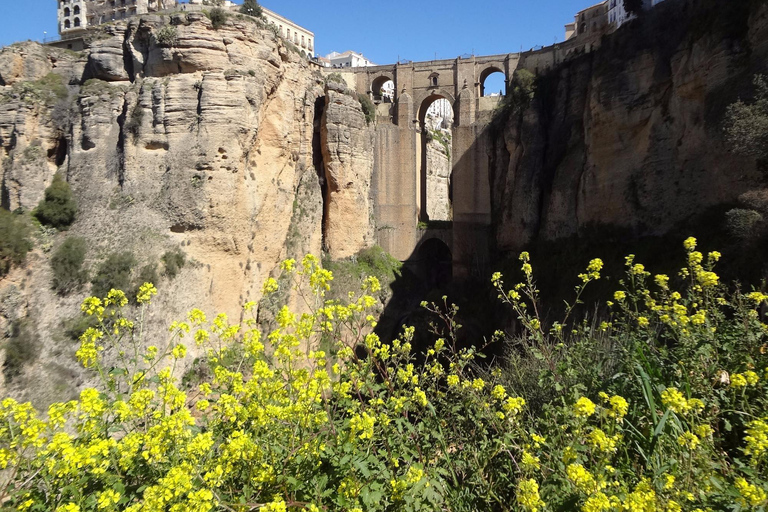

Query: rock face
[[491, 0, 768, 251], [320, 80, 375, 259], [0, 13, 367, 404]]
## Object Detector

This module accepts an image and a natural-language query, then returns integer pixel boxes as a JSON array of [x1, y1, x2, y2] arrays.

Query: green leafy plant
[[725, 74, 768, 161], [33, 173, 77, 230], [50, 236, 88, 295]]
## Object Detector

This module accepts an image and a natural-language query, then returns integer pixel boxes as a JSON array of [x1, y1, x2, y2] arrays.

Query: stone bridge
[[325, 46, 578, 279]]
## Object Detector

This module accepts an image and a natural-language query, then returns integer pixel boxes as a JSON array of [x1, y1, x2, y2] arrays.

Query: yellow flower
[[683, 237, 697, 251], [731, 373, 748, 388], [521, 450, 540, 470], [637, 316, 650, 327], [744, 419, 768, 460], [56, 505, 80, 512], [574, 397, 596, 418], [136, 282, 157, 304], [661, 388, 691, 414], [516, 478, 546, 512], [735, 477, 767, 507], [614, 291, 627, 301], [608, 395, 629, 419], [97, 489, 121, 509], [172, 343, 187, 359], [677, 431, 700, 450], [583, 492, 611, 512], [567, 463, 596, 493]]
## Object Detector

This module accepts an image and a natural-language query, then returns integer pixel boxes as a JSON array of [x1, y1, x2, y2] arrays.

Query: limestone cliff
[[491, 0, 768, 251], [0, 13, 373, 404], [320, 80, 375, 259]]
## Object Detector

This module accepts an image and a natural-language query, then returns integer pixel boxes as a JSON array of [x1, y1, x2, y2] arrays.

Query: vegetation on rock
[[161, 248, 186, 279], [206, 7, 228, 30], [239, 0, 263, 18], [50, 236, 88, 296], [90, 251, 136, 299], [2, 318, 39, 382], [725, 74, 768, 161], [0, 209, 32, 277], [358, 93, 376, 125], [33, 173, 77, 230]]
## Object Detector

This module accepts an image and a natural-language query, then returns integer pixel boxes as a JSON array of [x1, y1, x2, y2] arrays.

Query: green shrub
[[207, 7, 228, 30], [161, 248, 186, 279], [90, 251, 136, 298], [155, 25, 178, 47], [358, 93, 376, 125], [33, 173, 77, 230], [239, 0, 263, 18], [725, 74, 768, 160], [50, 236, 88, 295], [0, 209, 32, 277], [62, 313, 100, 343], [2, 319, 39, 381], [725, 207, 763, 240], [325, 72, 345, 85]]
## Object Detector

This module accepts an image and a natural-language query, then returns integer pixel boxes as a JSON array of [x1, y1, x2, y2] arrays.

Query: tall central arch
[[417, 93, 454, 223]]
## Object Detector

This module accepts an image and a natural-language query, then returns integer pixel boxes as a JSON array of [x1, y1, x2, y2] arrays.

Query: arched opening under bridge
[[418, 95, 454, 223], [480, 67, 506, 97]]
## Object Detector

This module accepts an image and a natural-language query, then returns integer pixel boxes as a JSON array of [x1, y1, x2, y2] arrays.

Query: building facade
[[325, 51, 375, 68], [57, 0, 174, 36], [260, 7, 314, 56]]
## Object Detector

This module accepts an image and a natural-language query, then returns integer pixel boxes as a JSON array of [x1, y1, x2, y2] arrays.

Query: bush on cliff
[[89, 251, 136, 298], [358, 93, 376, 124], [0, 209, 32, 277], [2, 318, 39, 381], [725, 74, 768, 161], [206, 7, 228, 30], [1, 244, 768, 510], [50, 236, 88, 295], [239, 0, 263, 18], [33, 173, 77, 230]]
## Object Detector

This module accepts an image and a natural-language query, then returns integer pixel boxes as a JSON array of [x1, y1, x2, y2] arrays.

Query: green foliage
[[725, 74, 768, 161], [79, 79, 127, 98], [491, 69, 536, 128], [1, 73, 68, 106], [155, 25, 178, 47], [0, 209, 32, 277], [161, 248, 186, 279], [325, 72, 346, 85], [358, 93, 376, 125], [124, 104, 144, 140], [2, 319, 39, 381], [623, 0, 644, 15], [206, 7, 228, 30], [50, 236, 88, 296], [239, 0, 263, 18], [90, 251, 136, 299], [427, 128, 451, 158], [62, 313, 99, 343], [725, 208, 763, 240], [33, 173, 77, 230], [4, 246, 768, 511]]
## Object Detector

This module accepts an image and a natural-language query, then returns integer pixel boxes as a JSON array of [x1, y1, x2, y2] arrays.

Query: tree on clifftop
[[623, 0, 644, 15], [240, 0, 263, 18]]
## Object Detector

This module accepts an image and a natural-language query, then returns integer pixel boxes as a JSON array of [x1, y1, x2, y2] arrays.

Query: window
[[73, 5, 80, 14], [64, 7, 70, 16], [64, 19, 71, 28], [287, 29, 290, 38], [301, 36, 305, 47], [74, 17, 80, 26], [279, 25, 283, 35]]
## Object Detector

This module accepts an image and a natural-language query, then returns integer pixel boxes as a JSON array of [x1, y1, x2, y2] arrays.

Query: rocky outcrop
[[491, 0, 768, 250], [320, 80, 375, 259], [0, 14, 343, 404]]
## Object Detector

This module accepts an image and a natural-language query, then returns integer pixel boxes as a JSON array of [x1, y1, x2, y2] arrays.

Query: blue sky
[[1, 0, 589, 65]]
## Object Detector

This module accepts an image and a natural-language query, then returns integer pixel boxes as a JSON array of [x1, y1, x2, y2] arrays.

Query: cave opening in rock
[[0, 177, 10, 211], [418, 96, 454, 223], [48, 136, 68, 167], [313, 95, 328, 250]]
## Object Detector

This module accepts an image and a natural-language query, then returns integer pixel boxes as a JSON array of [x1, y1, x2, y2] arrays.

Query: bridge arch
[[416, 238, 452, 287], [417, 91, 456, 125], [479, 66, 506, 97], [371, 74, 395, 102], [418, 93, 455, 222]]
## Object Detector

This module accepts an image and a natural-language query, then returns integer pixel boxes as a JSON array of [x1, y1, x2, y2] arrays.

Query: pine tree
[[240, 0, 263, 18]]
